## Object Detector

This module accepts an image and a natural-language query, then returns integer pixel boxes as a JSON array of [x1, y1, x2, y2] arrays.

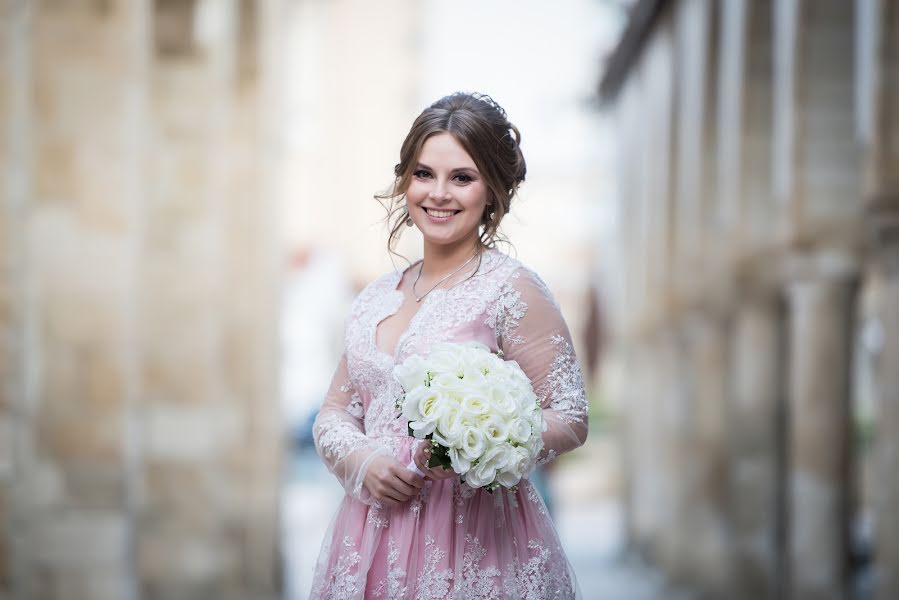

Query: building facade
[[1, 1, 287, 599], [599, 0, 899, 598]]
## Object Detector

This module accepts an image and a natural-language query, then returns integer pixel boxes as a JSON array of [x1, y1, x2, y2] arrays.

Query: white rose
[[464, 459, 497, 489], [479, 444, 511, 471], [449, 446, 473, 473], [460, 392, 490, 417], [494, 469, 523, 488], [430, 371, 467, 393], [417, 387, 449, 424], [484, 381, 518, 417], [393, 354, 431, 391], [400, 386, 426, 422], [507, 417, 533, 444], [459, 426, 487, 461], [477, 414, 510, 445], [432, 402, 466, 448], [504, 445, 532, 479], [428, 344, 464, 376]]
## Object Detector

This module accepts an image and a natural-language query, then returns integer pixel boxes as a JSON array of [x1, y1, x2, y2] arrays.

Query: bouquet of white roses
[[393, 341, 546, 491]]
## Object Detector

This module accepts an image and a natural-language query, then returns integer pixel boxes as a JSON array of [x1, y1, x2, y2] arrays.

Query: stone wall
[[600, 0, 899, 598], [0, 1, 285, 599]]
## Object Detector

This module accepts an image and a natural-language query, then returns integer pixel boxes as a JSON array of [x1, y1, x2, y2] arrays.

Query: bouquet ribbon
[[406, 460, 426, 477]]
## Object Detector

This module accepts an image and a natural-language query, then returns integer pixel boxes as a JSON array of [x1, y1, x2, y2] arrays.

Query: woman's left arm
[[496, 267, 590, 466]]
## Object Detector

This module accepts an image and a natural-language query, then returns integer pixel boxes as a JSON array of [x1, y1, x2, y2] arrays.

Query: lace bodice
[[313, 248, 589, 504]]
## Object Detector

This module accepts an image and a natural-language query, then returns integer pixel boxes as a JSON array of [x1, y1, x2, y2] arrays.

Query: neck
[[420, 235, 483, 280]]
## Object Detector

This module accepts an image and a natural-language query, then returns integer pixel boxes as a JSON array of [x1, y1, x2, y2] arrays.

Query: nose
[[428, 179, 451, 202]]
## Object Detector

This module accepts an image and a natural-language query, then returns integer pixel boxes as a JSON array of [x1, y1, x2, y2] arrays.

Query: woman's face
[[405, 132, 489, 250]]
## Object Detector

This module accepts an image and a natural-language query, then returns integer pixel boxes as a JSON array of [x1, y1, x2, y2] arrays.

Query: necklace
[[412, 252, 480, 302]]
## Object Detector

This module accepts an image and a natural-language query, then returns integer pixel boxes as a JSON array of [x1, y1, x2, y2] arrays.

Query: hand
[[363, 455, 424, 508], [412, 440, 458, 481]]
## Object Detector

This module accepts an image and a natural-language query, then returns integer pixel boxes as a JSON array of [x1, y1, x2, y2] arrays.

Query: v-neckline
[[371, 249, 496, 362], [372, 259, 429, 362]]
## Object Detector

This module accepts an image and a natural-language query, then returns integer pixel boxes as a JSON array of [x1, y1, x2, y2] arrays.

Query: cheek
[[405, 180, 427, 201], [459, 185, 489, 211]]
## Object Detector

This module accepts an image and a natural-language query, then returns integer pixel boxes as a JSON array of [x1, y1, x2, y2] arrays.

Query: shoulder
[[484, 249, 559, 309], [347, 267, 404, 315]]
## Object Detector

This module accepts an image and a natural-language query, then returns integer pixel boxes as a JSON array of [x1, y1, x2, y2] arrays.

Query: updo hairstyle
[[376, 92, 527, 259]]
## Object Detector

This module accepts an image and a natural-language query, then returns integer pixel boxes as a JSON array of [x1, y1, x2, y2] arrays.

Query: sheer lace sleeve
[[312, 352, 391, 504], [496, 267, 589, 467]]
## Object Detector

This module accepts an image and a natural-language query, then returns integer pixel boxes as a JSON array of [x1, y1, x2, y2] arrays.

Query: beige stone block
[[13, 461, 64, 510], [36, 407, 123, 464], [30, 564, 132, 600], [29, 511, 129, 566], [144, 404, 240, 461], [61, 463, 126, 510], [142, 462, 223, 527], [138, 528, 237, 584], [0, 417, 10, 478], [0, 481, 8, 588]]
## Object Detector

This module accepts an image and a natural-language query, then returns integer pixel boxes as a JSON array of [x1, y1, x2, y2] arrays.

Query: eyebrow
[[415, 162, 480, 175]]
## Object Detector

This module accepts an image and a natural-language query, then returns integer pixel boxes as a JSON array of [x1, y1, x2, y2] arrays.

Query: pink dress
[[310, 248, 588, 599]]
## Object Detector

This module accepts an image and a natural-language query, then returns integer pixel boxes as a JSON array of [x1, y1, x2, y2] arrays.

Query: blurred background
[[2, 1, 898, 599]]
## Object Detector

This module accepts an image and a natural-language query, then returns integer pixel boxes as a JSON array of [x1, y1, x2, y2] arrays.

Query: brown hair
[[376, 92, 527, 263]]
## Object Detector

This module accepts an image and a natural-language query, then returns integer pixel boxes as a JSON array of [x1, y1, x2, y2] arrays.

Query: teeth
[[425, 208, 458, 218]]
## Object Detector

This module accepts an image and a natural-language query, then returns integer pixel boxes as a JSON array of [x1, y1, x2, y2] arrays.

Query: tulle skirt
[[309, 437, 581, 600]]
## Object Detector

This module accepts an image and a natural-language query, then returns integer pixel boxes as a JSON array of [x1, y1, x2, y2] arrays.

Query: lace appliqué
[[314, 413, 374, 462], [456, 534, 501, 599], [413, 535, 453, 600], [318, 536, 363, 600], [525, 480, 548, 515], [485, 275, 527, 346], [537, 335, 588, 424], [373, 537, 408, 598], [535, 449, 557, 467], [502, 539, 574, 600], [346, 391, 364, 418]]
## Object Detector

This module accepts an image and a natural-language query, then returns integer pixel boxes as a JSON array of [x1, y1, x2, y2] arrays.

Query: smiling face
[[405, 132, 490, 250]]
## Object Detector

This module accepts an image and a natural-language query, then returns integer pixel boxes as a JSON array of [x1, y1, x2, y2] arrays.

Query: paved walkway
[[282, 440, 694, 600]]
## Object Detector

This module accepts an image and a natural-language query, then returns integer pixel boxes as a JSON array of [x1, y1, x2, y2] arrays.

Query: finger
[[415, 453, 430, 472], [429, 467, 457, 480], [376, 492, 399, 508], [380, 489, 405, 505], [395, 467, 424, 489], [390, 478, 418, 498]]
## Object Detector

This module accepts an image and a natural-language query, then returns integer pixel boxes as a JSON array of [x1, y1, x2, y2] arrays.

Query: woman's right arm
[[312, 352, 423, 506]]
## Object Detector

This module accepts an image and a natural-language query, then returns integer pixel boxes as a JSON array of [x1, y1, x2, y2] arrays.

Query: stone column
[[785, 252, 857, 600], [871, 216, 899, 599], [10, 2, 150, 600], [0, 1, 32, 598], [680, 310, 732, 595], [728, 291, 785, 599]]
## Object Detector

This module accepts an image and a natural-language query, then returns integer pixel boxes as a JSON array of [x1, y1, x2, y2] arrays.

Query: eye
[[454, 173, 473, 183], [413, 169, 432, 179]]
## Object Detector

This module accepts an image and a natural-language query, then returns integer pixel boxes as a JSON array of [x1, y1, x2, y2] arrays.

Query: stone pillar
[[871, 216, 899, 599], [0, 1, 32, 598], [680, 310, 732, 595], [729, 291, 785, 599], [785, 252, 857, 600], [138, 0, 282, 598], [7, 2, 150, 600]]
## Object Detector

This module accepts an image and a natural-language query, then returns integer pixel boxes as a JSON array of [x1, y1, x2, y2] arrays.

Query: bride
[[309, 91, 589, 599]]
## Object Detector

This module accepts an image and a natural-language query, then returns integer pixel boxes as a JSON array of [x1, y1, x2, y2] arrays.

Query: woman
[[310, 92, 589, 599]]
